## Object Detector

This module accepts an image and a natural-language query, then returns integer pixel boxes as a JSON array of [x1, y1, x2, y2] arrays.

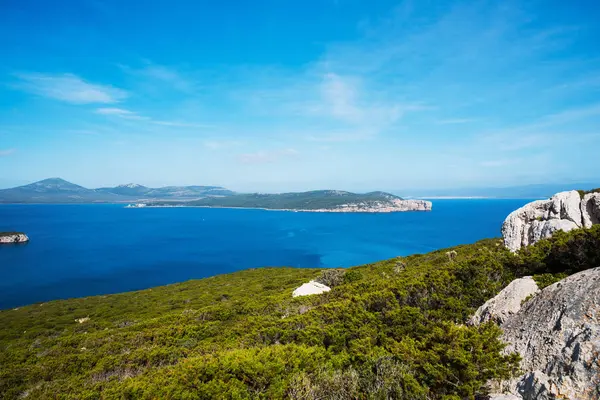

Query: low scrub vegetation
[[1, 225, 599, 399]]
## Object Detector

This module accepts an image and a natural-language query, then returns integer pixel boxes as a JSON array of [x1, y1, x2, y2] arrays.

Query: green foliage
[[2, 226, 599, 399], [532, 273, 568, 289], [508, 224, 600, 276], [343, 270, 363, 283], [316, 269, 346, 287], [578, 188, 600, 198], [151, 190, 405, 210]]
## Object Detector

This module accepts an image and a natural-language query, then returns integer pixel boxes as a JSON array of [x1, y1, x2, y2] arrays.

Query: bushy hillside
[[2, 226, 599, 399], [154, 190, 407, 210]]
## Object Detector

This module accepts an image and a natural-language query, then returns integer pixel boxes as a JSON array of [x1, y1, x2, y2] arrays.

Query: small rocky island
[[0, 232, 29, 244]]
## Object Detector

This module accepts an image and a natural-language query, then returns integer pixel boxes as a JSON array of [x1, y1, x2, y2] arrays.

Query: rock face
[[295, 199, 432, 213], [292, 281, 331, 297], [502, 191, 600, 252], [582, 192, 600, 228], [497, 268, 600, 399], [468, 277, 539, 326], [0, 232, 29, 244]]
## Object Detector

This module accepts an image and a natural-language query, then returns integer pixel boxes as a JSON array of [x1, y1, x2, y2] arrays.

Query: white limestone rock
[[292, 281, 331, 297], [581, 192, 600, 229], [497, 267, 600, 399], [502, 190, 595, 252], [469, 277, 539, 326], [501, 200, 550, 252], [528, 218, 579, 244], [545, 190, 582, 226]]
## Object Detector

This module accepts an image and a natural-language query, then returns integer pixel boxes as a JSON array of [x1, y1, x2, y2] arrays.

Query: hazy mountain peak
[[25, 178, 86, 191], [117, 183, 146, 189]]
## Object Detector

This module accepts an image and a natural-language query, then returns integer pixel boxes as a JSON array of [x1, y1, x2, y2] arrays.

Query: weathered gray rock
[[528, 218, 579, 244], [498, 267, 600, 399], [581, 192, 600, 229], [469, 277, 539, 326], [502, 190, 596, 252], [545, 190, 582, 226], [0, 232, 29, 244]]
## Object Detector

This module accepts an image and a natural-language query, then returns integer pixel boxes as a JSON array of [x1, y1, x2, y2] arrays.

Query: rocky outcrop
[[293, 199, 432, 213], [502, 191, 600, 252], [292, 281, 331, 297], [468, 277, 539, 326], [0, 232, 29, 244], [581, 192, 600, 228], [494, 268, 600, 399]]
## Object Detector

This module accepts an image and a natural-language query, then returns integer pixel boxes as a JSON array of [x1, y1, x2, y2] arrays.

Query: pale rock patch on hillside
[[292, 281, 331, 297]]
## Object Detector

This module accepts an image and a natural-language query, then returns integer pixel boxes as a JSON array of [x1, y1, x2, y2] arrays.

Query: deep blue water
[[0, 200, 532, 309]]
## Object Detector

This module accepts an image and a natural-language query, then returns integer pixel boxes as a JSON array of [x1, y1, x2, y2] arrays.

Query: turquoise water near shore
[[0, 199, 531, 309]]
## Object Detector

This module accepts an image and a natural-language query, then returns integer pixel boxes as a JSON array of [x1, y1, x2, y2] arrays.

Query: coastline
[[131, 204, 432, 213]]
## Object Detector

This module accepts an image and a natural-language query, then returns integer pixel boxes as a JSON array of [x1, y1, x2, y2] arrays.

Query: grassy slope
[[1, 226, 599, 399], [152, 191, 405, 210]]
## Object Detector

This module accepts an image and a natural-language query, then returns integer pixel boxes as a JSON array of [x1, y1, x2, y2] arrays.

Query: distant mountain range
[[0, 178, 234, 203], [96, 183, 234, 198], [0, 179, 430, 212]]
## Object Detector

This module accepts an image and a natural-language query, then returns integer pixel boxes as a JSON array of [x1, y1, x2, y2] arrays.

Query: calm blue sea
[[0, 200, 531, 309]]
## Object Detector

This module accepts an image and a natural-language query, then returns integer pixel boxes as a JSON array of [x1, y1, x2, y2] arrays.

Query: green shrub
[[2, 226, 598, 399]]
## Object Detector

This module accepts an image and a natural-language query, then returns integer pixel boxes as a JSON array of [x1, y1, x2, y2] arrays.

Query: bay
[[0, 199, 531, 309]]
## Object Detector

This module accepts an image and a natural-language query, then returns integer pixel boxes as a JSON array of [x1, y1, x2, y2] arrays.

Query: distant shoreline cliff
[[141, 191, 433, 213]]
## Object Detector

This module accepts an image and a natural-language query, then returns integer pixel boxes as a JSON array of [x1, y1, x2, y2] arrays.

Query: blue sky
[[1, 0, 599, 192]]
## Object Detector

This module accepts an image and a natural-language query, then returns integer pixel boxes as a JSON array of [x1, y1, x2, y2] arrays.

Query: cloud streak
[[0, 149, 16, 157], [94, 107, 213, 129], [13, 73, 127, 104]]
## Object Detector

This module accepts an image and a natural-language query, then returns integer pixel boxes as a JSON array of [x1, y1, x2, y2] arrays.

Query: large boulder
[[581, 192, 600, 228], [469, 277, 539, 326], [502, 191, 592, 252], [498, 267, 600, 399]]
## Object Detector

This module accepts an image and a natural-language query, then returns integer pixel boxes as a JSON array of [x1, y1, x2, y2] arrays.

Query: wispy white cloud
[[13, 73, 127, 104], [302, 73, 425, 125], [95, 107, 147, 120], [0, 149, 16, 157], [94, 107, 213, 129], [237, 148, 299, 164], [119, 62, 195, 93]]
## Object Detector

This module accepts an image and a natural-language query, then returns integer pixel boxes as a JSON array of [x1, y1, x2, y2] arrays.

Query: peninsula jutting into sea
[[0, 178, 432, 212]]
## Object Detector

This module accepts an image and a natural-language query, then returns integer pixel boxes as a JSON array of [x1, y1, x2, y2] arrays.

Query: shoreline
[[131, 204, 432, 213]]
